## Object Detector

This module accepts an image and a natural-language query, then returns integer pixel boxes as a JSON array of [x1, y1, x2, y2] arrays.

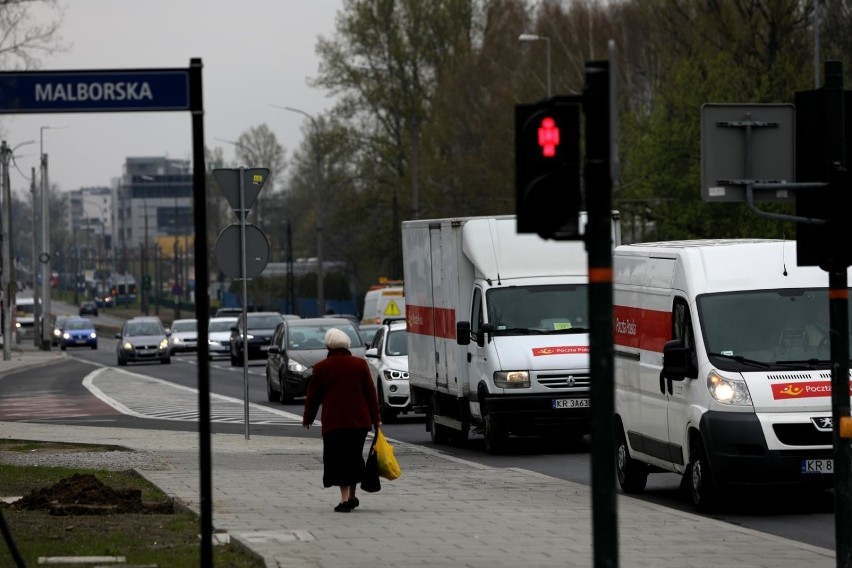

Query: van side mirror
[[662, 339, 696, 381], [456, 321, 471, 346]]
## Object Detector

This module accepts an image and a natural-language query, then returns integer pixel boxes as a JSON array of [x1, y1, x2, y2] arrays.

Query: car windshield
[[125, 322, 163, 336], [17, 303, 35, 315], [209, 319, 236, 332], [247, 315, 282, 330], [698, 288, 848, 370], [385, 329, 408, 356], [487, 284, 588, 334], [288, 324, 361, 351], [65, 319, 93, 330], [171, 320, 197, 332]]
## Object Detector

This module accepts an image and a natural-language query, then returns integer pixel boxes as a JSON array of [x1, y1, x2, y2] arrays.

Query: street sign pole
[[239, 167, 251, 440]]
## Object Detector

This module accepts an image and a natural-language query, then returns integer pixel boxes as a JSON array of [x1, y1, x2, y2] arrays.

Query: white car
[[365, 319, 412, 422], [168, 318, 198, 355], [208, 316, 237, 359]]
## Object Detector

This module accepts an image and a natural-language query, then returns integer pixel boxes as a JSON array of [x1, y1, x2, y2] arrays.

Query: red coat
[[303, 348, 380, 435]]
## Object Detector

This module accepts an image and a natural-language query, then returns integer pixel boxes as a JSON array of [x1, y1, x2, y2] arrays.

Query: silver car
[[116, 317, 170, 366], [208, 316, 238, 359]]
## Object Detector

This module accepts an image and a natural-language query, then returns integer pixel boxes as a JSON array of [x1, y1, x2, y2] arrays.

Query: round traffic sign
[[214, 223, 270, 279]]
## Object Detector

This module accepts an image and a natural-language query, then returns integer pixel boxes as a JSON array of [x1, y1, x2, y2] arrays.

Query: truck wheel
[[428, 396, 450, 445], [616, 426, 648, 493], [689, 439, 718, 512], [483, 414, 507, 454]]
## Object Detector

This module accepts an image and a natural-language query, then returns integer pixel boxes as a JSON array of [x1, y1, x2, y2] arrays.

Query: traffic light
[[516, 97, 582, 240]]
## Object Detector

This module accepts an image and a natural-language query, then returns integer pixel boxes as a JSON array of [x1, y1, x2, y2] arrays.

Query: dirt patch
[[10, 473, 174, 515]]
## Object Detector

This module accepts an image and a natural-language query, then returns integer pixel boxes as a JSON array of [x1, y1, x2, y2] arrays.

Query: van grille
[[773, 423, 833, 446], [536, 373, 590, 390]]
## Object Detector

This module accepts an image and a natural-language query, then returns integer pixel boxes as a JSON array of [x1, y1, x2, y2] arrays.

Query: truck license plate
[[552, 398, 590, 409], [802, 459, 833, 474]]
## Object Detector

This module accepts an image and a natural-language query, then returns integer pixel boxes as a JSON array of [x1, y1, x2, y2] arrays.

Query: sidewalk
[[0, 352, 838, 568]]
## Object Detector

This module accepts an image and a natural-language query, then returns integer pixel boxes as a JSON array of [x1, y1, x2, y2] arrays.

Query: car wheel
[[117, 356, 127, 367], [279, 370, 295, 404], [689, 438, 719, 512], [60, 343, 66, 351], [377, 383, 397, 423], [91, 342, 97, 350], [161, 356, 171, 365], [266, 369, 278, 402], [616, 422, 648, 493]]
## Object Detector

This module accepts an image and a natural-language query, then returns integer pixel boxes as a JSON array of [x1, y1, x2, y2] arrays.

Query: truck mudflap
[[481, 394, 591, 434], [698, 411, 834, 488]]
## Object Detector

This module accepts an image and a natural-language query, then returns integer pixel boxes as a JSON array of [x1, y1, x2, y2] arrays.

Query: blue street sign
[[0, 69, 190, 113]]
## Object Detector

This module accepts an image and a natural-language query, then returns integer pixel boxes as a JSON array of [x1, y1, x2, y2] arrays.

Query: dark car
[[116, 316, 170, 366], [229, 312, 284, 366], [265, 317, 365, 403], [59, 317, 98, 350], [79, 301, 99, 316]]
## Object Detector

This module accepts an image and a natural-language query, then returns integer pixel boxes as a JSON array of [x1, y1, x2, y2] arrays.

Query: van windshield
[[487, 284, 588, 334], [697, 288, 850, 370]]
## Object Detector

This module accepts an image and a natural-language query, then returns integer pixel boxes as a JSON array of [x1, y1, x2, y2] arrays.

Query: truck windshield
[[487, 284, 588, 334], [697, 288, 850, 370]]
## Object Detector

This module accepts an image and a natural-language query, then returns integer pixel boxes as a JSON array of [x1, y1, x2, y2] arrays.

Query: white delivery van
[[613, 239, 850, 510], [403, 213, 620, 452], [14, 296, 37, 342], [361, 281, 405, 325]]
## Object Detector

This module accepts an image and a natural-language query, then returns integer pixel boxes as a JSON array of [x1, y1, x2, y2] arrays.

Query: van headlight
[[494, 371, 530, 388], [707, 370, 752, 406]]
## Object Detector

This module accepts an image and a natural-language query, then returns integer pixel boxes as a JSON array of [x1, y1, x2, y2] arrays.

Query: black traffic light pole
[[822, 61, 852, 568], [584, 60, 618, 568]]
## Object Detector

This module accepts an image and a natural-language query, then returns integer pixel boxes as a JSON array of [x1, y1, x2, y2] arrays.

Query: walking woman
[[303, 327, 381, 512]]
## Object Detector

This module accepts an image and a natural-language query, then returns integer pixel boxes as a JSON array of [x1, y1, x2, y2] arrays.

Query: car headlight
[[494, 370, 530, 388], [90, 332, 97, 339], [159, 338, 169, 350], [63, 332, 70, 339], [122, 341, 133, 351], [15, 322, 20, 329], [288, 359, 308, 373], [173, 337, 183, 344], [245, 333, 254, 340], [382, 369, 409, 381], [53, 329, 61, 337], [707, 370, 752, 406]]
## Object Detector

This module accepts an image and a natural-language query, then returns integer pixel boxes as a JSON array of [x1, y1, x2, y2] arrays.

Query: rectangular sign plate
[[552, 398, 590, 409], [0, 69, 190, 113]]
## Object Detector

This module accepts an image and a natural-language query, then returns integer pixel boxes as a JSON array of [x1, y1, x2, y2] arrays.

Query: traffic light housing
[[795, 87, 852, 268], [516, 97, 582, 240]]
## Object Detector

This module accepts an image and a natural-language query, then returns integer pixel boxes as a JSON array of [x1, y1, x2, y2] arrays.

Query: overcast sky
[[1, 0, 342, 197]]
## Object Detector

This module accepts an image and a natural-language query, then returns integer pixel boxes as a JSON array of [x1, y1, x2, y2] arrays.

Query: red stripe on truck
[[613, 305, 671, 353], [407, 304, 456, 340]]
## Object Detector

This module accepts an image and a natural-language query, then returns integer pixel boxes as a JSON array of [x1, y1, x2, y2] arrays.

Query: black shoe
[[334, 502, 352, 513], [346, 497, 360, 509]]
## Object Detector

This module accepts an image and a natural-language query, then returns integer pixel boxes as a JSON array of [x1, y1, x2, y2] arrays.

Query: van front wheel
[[689, 439, 718, 512], [616, 427, 647, 493]]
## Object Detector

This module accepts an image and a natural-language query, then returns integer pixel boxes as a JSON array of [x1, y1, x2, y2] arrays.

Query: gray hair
[[324, 327, 351, 349]]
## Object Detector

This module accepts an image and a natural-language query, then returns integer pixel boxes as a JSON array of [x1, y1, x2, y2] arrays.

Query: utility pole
[[1, 141, 13, 360]]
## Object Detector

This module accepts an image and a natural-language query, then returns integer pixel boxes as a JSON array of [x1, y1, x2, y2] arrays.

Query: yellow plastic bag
[[375, 429, 401, 480]]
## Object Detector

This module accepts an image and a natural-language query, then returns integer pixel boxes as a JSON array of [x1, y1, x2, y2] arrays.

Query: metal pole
[[239, 166, 251, 440], [40, 152, 51, 350], [0, 141, 12, 361], [188, 57, 213, 568], [545, 35, 551, 99], [585, 59, 618, 568]]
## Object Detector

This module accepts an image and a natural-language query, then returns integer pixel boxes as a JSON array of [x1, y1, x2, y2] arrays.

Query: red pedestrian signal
[[515, 97, 582, 240], [538, 117, 560, 157]]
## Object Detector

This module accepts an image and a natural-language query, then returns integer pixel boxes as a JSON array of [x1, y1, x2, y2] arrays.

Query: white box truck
[[402, 213, 620, 452], [613, 239, 849, 510]]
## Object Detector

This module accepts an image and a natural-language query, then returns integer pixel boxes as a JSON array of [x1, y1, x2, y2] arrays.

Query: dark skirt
[[322, 428, 369, 488]]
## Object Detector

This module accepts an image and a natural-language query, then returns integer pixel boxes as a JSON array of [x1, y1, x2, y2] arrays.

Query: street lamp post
[[270, 104, 325, 316], [518, 33, 552, 98], [38, 125, 65, 350]]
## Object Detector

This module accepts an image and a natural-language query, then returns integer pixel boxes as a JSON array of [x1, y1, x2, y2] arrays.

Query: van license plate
[[552, 398, 590, 409], [802, 459, 833, 474]]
